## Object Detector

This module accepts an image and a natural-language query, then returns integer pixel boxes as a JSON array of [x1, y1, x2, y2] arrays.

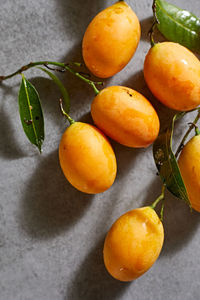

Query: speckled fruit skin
[[91, 86, 160, 148], [103, 207, 164, 281], [178, 135, 200, 212], [144, 42, 200, 111], [82, 1, 140, 78], [59, 122, 117, 194]]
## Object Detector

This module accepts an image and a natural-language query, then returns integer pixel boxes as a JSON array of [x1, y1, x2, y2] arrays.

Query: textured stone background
[[0, 0, 200, 299]]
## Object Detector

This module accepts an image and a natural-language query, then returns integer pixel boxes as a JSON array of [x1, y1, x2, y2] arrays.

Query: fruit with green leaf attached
[[144, 42, 200, 111], [178, 135, 200, 212]]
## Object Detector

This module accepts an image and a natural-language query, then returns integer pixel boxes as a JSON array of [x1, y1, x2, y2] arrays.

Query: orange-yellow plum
[[103, 207, 164, 281], [144, 42, 200, 111], [91, 86, 160, 148], [59, 122, 117, 194], [82, 1, 140, 78], [178, 135, 200, 212]]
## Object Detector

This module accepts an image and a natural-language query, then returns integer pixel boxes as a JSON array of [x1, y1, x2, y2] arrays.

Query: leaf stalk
[[0, 61, 100, 95]]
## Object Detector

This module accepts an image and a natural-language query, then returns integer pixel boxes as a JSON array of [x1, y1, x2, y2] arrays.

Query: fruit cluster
[[58, 1, 200, 281], [1, 0, 200, 283]]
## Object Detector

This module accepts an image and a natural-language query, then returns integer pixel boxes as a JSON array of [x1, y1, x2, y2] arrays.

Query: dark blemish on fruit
[[125, 89, 133, 97], [24, 118, 33, 125], [122, 87, 133, 97]]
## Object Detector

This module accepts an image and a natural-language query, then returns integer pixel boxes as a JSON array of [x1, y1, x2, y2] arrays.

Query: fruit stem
[[0, 61, 101, 95], [175, 109, 200, 158], [187, 122, 200, 136], [59, 99, 75, 125], [65, 64, 100, 95], [160, 198, 165, 222], [151, 185, 165, 210], [195, 127, 200, 136], [148, 22, 157, 47]]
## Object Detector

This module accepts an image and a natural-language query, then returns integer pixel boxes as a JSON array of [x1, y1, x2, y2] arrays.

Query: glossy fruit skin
[[103, 207, 164, 281], [91, 86, 160, 148], [178, 135, 200, 212], [144, 42, 200, 111], [59, 122, 117, 194], [82, 1, 140, 78]]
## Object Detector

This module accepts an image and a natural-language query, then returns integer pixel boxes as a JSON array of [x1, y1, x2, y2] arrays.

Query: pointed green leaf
[[153, 113, 190, 206], [18, 74, 44, 152], [38, 67, 70, 113], [153, 0, 200, 53]]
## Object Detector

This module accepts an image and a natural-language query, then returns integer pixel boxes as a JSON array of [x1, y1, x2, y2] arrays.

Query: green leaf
[[153, 113, 190, 206], [153, 0, 200, 53], [38, 67, 70, 113], [18, 74, 44, 152]]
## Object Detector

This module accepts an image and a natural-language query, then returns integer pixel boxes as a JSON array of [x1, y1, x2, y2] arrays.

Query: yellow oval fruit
[[178, 135, 200, 212], [59, 122, 117, 194], [91, 86, 160, 148], [82, 1, 140, 78], [144, 42, 200, 111], [103, 207, 164, 281]]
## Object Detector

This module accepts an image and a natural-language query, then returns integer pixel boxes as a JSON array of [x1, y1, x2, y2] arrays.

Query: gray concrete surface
[[0, 0, 200, 299]]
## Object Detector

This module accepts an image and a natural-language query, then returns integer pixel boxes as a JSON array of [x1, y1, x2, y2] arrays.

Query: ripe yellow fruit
[[178, 135, 200, 212], [103, 207, 164, 281], [144, 42, 200, 111], [82, 1, 140, 78], [91, 86, 160, 148], [59, 122, 117, 194]]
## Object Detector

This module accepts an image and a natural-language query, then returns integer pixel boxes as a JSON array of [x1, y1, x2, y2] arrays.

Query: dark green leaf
[[153, 113, 190, 206], [153, 0, 200, 53], [38, 67, 70, 113], [18, 74, 44, 152]]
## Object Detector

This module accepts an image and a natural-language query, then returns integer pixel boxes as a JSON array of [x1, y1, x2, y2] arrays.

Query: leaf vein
[[156, 0, 199, 38], [22, 74, 39, 145]]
